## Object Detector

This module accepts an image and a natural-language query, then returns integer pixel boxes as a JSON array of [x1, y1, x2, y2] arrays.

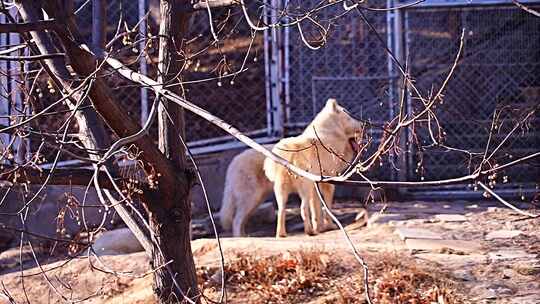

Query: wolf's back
[[264, 137, 315, 182]]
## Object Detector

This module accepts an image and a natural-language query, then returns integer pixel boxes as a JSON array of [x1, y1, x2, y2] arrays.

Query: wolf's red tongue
[[349, 138, 361, 152]]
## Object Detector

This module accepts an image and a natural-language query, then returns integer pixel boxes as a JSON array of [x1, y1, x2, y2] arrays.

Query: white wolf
[[220, 99, 363, 237], [263, 99, 363, 238], [219, 145, 274, 237]]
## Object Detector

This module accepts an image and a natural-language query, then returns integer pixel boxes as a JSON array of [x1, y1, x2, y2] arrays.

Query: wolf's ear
[[326, 98, 339, 112]]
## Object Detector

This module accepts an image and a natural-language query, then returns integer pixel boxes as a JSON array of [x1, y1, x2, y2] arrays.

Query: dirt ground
[[0, 200, 538, 303]]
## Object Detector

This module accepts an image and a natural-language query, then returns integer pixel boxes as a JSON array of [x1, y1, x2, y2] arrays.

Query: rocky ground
[[0, 200, 538, 303]]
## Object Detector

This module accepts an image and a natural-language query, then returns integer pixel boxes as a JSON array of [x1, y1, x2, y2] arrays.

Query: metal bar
[[404, 9, 415, 183], [0, 14, 9, 154], [387, 0, 398, 181], [188, 136, 280, 155], [187, 128, 269, 147], [311, 75, 399, 81], [138, 0, 149, 125], [390, 0, 409, 186], [269, 0, 283, 136], [397, 0, 540, 8], [283, 3, 291, 133], [10, 26, 24, 164], [263, 0, 272, 136], [92, 0, 106, 48]]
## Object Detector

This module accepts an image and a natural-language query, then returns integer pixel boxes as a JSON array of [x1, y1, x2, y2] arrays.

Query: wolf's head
[[307, 98, 363, 138], [326, 98, 363, 138], [303, 98, 364, 157]]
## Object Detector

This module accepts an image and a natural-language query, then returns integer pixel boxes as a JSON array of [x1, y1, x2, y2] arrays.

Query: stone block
[[488, 249, 538, 261], [485, 230, 522, 240], [405, 239, 484, 254], [395, 228, 443, 240], [434, 214, 467, 222], [368, 213, 411, 226]]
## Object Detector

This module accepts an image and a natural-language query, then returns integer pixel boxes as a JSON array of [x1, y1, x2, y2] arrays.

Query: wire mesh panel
[[284, 1, 396, 179], [286, 4, 394, 126], [28, 1, 270, 165], [404, 5, 540, 192], [182, 6, 269, 144]]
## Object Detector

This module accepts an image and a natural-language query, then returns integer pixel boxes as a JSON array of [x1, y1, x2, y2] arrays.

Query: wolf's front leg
[[274, 185, 289, 238]]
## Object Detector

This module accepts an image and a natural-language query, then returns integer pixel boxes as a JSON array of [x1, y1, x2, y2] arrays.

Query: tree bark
[[40, 0, 199, 301], [40, 1, 188, 206], [151, 1, 199, 302], [15, 1, 111, 161], [16, 0, 155, 267], [16, 0, 199, 301]]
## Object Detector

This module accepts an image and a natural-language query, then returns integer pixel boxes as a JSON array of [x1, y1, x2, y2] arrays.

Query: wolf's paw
[[305, 228, 319, 236], [276, 231, 288, 238], [323, 222, 338, 232]]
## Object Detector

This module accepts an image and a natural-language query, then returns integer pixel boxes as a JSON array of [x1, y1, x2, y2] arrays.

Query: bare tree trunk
[[16, 0, 155, 260], [15, 1, 110, 157], [150, 0, 199, 302], [18, 0, 199, 301]]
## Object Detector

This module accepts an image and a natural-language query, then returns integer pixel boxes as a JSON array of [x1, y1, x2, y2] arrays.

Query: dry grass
[[198, 249, 341, 303], [197, 250, 464, 304]]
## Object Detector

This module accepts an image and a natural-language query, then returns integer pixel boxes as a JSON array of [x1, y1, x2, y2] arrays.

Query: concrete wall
[[0, 147, 373, 248], [0, 185, 117, 249], [190, 147, 371, 215]]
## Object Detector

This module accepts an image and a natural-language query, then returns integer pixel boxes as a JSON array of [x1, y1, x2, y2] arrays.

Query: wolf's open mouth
[[349, 137, 361, 153]]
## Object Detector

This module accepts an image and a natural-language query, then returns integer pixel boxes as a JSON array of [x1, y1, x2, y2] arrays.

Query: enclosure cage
[[270, 0, 540, 198], [0, 0, 539, 199], [397, 0, 540, 198]]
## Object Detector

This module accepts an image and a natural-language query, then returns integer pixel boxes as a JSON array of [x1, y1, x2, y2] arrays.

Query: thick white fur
[[219, 144, 274, 237], [92, 228, 143, 255], [263, 99, 362, 238]]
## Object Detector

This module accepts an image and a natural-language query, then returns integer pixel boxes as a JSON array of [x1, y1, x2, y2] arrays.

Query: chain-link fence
[[27, 0, 269, 163], [284, 0, 396, 180], [404, 4, 540, 190], [286, 1, 393, 125], [2, 0, 539, 195], [183, 6, 268, 144], [283, 1, 540, 193]]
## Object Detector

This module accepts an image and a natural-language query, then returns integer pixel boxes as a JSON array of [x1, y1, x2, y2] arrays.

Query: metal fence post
[[139, 0, 149, 125], [387, 0, 408, 184]]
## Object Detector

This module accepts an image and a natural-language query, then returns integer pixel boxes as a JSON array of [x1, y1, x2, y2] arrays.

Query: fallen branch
[[477, 181, 538, 218]]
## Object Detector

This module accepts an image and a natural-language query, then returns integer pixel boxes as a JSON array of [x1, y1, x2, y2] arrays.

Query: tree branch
[[0, 53, 65, 61], [0, 20, 57, 33], [178, 0, 239, 12], [0, 166, 116, 189]]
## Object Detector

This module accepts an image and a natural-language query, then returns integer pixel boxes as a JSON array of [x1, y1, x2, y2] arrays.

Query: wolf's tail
[[219, 180, 236, 231]]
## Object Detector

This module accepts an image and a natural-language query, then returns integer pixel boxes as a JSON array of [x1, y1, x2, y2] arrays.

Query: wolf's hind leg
[[232, 198, 257, 237], [232, 187, 268, 237]]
